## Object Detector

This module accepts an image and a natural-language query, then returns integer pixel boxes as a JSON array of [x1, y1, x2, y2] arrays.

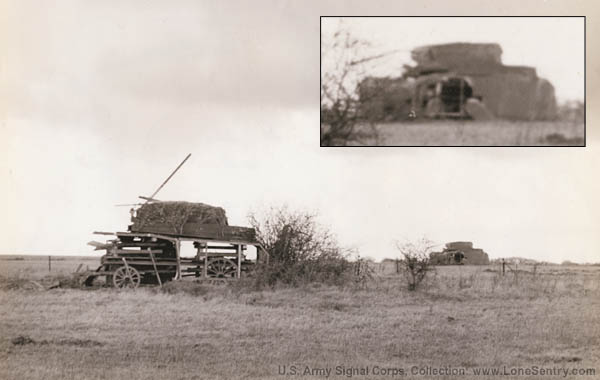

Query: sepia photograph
[[320, 16, 585, 146], [1, 1, 600, 380]]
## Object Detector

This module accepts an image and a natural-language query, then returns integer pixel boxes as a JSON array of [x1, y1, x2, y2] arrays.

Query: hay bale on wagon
[[131, 201, 228, 234]]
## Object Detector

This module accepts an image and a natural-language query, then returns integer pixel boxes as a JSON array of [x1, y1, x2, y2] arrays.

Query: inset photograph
[[320, 16, 585, 146]]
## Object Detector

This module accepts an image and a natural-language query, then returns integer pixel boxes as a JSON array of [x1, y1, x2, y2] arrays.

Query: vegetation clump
[[246, 206, 356, 288], [395, 238, 436, 291]]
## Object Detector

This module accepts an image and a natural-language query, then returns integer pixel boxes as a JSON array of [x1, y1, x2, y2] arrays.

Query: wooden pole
[[149, 250, 162, 287], [146, 153, 191, 202], [203, 243, 208, 278], [48, 256, 51, 272], [175, 240, 181, 280], [237, 244, 242, 279]]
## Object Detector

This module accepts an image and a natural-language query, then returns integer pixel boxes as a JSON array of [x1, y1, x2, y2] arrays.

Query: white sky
[[322, 17, 584, 102], [1, 2, 599, 263]]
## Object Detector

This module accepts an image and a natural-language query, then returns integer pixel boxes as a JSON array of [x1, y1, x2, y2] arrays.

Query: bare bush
[[321, 26, 382, 146], [395, 238, 436, 291], [247, 206, 353, 288], [353, 255, 375, 288]]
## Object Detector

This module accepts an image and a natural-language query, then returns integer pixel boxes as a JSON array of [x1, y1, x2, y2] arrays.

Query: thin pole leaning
[[149, 249, 162, 287], [146, 153, 192, 202]]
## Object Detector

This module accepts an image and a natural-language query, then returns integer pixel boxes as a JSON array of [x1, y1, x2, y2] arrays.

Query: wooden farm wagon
[[85, 154, 270, 288], [86, 201, 269, 288]]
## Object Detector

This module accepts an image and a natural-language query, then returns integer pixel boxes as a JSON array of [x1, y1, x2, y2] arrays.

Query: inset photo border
[[320, 16, 585, 147]]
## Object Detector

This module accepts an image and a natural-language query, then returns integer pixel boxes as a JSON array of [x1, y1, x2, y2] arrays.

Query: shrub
[[395, 238, 436, 291], [321, 28, 381, 146], [247, 206, 354, 288]]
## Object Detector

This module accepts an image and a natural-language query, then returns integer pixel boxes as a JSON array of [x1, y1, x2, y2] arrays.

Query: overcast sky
[[1, 1, 599, 263]]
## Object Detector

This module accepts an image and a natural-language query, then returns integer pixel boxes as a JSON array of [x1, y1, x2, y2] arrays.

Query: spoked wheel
[[206, 258, 237, 278], [112, 266, 141, 289]]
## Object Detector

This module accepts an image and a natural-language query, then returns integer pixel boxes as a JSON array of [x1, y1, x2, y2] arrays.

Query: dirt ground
[[0, 256, 598, 380]]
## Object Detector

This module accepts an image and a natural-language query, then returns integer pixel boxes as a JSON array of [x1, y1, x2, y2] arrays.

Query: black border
[[320, 16, 586, 147]]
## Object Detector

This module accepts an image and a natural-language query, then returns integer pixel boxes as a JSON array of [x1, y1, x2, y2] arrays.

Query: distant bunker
[[430, 241, 490, 265], [359, 43, 557, 121]]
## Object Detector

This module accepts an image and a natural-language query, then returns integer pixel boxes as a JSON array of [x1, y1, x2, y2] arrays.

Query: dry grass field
[[0, 255, 99, 280], [1, 256, 599, 380], [352, 120, 584, 146]]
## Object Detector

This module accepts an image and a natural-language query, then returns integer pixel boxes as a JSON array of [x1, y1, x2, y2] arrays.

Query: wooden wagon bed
[[86, 229, 268, 288]]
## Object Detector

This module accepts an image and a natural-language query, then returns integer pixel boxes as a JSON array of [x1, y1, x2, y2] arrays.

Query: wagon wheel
[[112, 266, 141, 289], [206, 258, 237, 278]]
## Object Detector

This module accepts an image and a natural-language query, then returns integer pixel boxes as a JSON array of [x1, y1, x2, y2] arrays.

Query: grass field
[[0, 256, 599, 379], [350, 120, 585, 146]]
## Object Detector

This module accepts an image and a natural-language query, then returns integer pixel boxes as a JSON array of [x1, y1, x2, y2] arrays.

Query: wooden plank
[[117, 242, 169, 248], [179, 262, 253, 268], [130, 223, 256, 242], [93, 231, 115, 236], [87, 241, 111, 249], [103, 255, 175, 261], [93, 269, 174, 276], [179, 261, 253, 266], [194, 245, 246, 250], [112, 249, 163, 255], [115, 232, 178, 242], [204, 246, 239, 250], [181, 252, 241, 258], [101, 259, 176, 266], [101, 258, 176, 264]]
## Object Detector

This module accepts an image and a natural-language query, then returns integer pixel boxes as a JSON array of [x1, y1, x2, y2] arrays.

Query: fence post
[[502, 259, 505, 276], [48, 256, 51, 272]]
